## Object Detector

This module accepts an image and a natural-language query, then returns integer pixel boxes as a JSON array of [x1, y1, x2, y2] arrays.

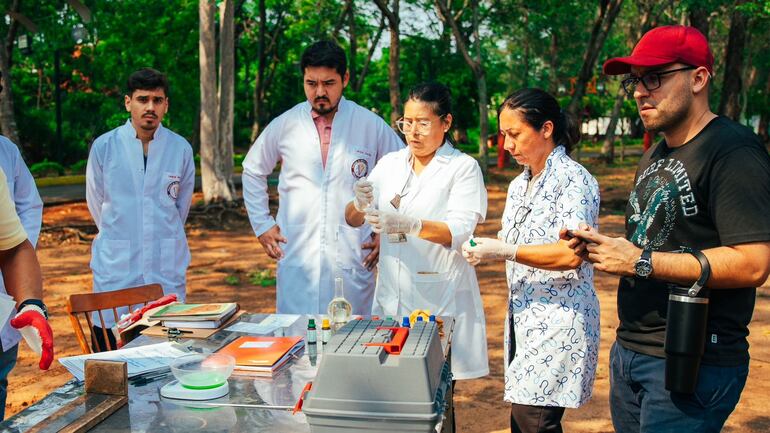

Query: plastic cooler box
[[302, 319, 451, 433]]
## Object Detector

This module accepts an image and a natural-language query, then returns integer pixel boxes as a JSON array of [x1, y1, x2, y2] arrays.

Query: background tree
[[435, 0, 490, 175], [718, 0, 748, 120], [1, 0, 767, 177], [373, 0, 402, 125]]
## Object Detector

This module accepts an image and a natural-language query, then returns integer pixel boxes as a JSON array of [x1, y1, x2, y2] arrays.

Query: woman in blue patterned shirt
[[463, 88, 600, 433]]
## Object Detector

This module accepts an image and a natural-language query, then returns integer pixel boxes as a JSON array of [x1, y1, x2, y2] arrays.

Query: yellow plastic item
[[409, 309, 432, 326]]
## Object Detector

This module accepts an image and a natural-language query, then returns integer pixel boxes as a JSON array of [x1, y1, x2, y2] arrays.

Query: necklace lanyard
[[390, 156, 416, 211]]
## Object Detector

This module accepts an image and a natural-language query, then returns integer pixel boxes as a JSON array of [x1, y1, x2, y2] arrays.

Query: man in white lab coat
[[243, 40, 403, 314], [86, 68, 194, 349]]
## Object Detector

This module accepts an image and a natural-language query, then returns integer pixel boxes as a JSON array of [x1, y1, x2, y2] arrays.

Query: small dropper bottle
[[321, 318, 332, 344], [307, 318, 317, 345]]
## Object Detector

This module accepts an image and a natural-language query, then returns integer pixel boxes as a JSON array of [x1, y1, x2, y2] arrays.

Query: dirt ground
[[6, 163, 770, 432]]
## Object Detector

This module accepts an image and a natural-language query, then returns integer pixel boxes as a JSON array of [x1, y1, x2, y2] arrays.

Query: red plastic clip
[[293, 381, 313, 414], [363, 326, 409, 355]]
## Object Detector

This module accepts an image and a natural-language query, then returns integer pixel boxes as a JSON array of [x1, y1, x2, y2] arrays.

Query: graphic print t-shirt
[[617, 117, 770, 366]]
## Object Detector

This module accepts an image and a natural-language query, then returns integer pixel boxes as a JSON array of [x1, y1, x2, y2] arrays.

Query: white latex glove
[[353, 178, 374, 212], [461, 237, 519, 265], [364, 209, 422, 236]]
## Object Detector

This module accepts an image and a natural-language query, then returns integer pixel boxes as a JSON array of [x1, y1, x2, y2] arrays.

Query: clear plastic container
[[170, 353, 235, 389]]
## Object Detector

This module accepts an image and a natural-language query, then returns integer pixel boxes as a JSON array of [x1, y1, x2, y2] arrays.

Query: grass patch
[[249, 269, 276, 287], [35, 174, 86, 188]]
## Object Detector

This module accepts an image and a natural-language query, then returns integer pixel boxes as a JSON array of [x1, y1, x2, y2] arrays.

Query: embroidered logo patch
[[167, 180, 180, 200], [351, 158, 369, 178]]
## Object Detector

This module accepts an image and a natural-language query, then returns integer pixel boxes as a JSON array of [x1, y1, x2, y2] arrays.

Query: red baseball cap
[[603, 25, 714, 76]]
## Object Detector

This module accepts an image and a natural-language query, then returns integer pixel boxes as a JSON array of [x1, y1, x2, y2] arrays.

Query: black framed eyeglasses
[[502, 205, 531, 245], [621, 66, 696, 96]]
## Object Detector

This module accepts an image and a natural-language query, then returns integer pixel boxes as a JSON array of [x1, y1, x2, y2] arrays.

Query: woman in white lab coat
[[345, 82, 489, 380], [462, 88, 600, 433]]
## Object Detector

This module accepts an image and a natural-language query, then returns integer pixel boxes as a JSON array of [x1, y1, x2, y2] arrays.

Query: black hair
[[126, 68, 169, 97], [300, 40, 347, 78], [406, 82, 453, 143], [498, 88, 580, 153]]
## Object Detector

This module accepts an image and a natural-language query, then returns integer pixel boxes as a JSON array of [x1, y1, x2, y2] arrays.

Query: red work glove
[[10, 305, 54, 370]]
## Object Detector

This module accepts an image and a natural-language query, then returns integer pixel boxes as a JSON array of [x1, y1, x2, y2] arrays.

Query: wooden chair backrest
[[66, 284, 164, 354]]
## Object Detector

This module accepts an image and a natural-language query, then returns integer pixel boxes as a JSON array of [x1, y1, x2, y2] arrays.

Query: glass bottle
[[327, 277, 352, 325]]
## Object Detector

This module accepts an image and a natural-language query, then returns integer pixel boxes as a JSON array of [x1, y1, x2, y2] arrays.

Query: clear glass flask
[[327, 277, 352, 325]]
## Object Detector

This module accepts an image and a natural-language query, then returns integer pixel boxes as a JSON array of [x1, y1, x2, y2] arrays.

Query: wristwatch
[[634, 248, 654, 278], [18, 299, 48, 320]]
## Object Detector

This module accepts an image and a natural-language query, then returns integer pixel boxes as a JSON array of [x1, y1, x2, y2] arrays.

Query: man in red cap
[[571, 25, 770, 432]]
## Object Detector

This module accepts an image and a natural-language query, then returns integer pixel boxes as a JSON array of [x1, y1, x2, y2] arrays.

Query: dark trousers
[[0, 343, 18, 421], [91, 325, 118, 352], [610, 342, 748, 433], [510, 403, 565, 433]]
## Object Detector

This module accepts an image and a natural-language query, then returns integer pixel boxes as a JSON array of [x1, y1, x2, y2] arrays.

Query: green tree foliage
[[3, 0, 769, 167]]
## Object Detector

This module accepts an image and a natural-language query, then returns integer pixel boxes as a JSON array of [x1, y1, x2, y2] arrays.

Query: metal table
[[1, 314, 453, 433]]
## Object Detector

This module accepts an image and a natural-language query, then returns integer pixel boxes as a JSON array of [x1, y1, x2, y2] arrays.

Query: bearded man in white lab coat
[[86, 68, 195, 350], [243, 40, 403, 314]]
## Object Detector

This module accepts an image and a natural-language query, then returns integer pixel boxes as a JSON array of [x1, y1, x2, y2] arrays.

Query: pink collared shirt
[[311, 110, 332, 168]]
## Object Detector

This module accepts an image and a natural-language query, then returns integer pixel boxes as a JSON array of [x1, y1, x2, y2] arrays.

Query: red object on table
[[363, 326, 409, 355]]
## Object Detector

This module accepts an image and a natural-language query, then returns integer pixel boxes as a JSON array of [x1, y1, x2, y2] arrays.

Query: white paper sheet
[[225, 314, 301, 335], [240, 341, 274, 349], [58, 342, 190, 381]]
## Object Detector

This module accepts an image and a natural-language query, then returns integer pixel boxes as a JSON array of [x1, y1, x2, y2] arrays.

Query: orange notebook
[[217, 335, 304, 374]]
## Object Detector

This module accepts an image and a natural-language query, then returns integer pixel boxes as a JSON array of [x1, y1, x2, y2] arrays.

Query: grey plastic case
[[302, 319, 451, 433]]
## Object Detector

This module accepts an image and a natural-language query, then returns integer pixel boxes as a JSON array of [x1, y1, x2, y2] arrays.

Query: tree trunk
[[759, 72, 770, 144], [566, 0, 624, 119], [688, 5, 710, 38], [354, 17, 385, 92], [718, 0, 747, 121], [211, 0, 235, 202], [0, 0, 21, 147], [472, 1, 488, 176], [373, 0, 401, 126], [347, 0, 357, 88], [601, 87, 625, 163], [434, 0, 488, 177], [600, 0, 659, 164], [522, 9, 529, 88], [548, 31, 559, 95], [250, 0, 267, 141], [199, 0, 221, 203]]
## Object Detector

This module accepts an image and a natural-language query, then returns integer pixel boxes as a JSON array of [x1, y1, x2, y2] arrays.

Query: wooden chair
[[67, 284, 164, 354]]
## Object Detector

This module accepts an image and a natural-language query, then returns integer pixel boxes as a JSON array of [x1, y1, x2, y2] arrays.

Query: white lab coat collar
[[119, 119, 167, 144], [398, 141, 454, 212], [119, 120, 167, 194]]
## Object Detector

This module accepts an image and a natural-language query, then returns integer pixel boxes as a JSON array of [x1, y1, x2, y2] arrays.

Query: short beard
[[312, 98, 337, 116], [139, 121, 158, 131], [642, 92, 691, 134]]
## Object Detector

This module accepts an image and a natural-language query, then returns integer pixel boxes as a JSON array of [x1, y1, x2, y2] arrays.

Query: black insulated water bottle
[[664, 249, 711, 394]]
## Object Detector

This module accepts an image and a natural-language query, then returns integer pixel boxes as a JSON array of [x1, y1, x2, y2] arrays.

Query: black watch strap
[[18, 298, 48, 319], [641, 248, 652, 262], [682, 248, 711, 297]]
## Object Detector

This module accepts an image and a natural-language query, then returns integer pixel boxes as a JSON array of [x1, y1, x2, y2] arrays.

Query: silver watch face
[[635, 259, 653, 277]]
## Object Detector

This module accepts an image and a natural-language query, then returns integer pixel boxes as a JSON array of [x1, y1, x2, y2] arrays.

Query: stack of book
[[149, 303, 239, 329], [217, 335, 304, 377]]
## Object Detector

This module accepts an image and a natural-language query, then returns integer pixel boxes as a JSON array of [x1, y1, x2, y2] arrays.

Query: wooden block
[[58, 395, 128, 433], [24, 395, 88, 433], [84, 360, 128, 396]]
